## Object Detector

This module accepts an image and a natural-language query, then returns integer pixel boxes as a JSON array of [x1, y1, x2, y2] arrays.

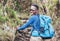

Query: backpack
[[39, 15, 55, 38]]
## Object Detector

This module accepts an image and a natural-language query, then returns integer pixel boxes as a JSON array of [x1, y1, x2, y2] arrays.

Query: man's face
[[30, 6, 38, 15]]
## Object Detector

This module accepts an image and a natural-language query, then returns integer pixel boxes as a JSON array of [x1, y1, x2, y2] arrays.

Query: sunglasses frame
[[30, 9, 36, 11]]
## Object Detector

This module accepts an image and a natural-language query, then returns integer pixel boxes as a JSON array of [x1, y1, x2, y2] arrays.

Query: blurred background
[[0, 0, 60, 41]]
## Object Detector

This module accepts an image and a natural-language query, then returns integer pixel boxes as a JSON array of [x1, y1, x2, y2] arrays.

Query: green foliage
[[14, 0, 23, 12], [0, 2, 22, 27], [0, 16, 4, 23], [6, 7, 22, 27], [0, 0, 60, 41], [53, 0, 58, 4], [14, 0, 31, 13], [0, 4, 6, 23], [0, 4, 3, 15], [6, 7, 16, 18]]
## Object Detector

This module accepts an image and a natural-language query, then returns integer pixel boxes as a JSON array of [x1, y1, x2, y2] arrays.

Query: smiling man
[[16, 4, 55, 41]]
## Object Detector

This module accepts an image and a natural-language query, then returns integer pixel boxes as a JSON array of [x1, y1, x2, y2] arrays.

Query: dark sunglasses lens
[[30, 9, 35, 11]]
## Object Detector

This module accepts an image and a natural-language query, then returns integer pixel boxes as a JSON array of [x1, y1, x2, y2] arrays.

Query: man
[[16, 4, 56, 41]]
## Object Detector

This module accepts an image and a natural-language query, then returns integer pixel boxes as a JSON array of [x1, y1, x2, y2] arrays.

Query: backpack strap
[[34, 14, 40, 35], [37, 14, 41, 35], [31, 14, 40, 36]]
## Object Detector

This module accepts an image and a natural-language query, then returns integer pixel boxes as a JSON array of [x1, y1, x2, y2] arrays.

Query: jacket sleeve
[[18, 16, 35, 30]]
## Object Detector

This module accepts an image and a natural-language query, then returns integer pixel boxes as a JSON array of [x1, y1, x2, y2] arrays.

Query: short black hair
[[31, 4, 39, 10]]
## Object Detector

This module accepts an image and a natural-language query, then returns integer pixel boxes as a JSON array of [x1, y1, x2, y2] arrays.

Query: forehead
[[31, 6, 37, 10]]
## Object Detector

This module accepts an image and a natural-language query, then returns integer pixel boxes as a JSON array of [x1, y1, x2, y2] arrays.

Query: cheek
[[33, 11, 36, 13]]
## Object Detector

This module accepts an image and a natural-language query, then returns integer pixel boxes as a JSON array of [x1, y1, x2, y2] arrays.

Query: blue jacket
[[18, 14, 40, 31], [18, 14, 52, 36]]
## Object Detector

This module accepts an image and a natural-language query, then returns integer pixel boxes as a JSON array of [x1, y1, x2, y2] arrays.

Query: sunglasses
[[30, 9, 36, 11]]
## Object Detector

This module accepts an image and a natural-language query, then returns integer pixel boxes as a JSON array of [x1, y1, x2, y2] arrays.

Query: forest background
[[0, 0, 60, 41]]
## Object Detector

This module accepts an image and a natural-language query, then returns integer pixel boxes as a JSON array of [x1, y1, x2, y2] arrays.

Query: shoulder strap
[[33, 14, 40, 35], [37, 14, 40, 35], [31, 14, 40, 35], [34, 14, 40, 30]]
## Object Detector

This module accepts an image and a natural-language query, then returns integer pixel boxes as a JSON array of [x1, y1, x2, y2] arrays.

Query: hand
[[16, 25, 20, 30]]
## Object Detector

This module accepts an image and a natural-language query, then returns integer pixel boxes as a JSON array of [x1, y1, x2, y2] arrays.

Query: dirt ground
[[14, 27, 60, 41]]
